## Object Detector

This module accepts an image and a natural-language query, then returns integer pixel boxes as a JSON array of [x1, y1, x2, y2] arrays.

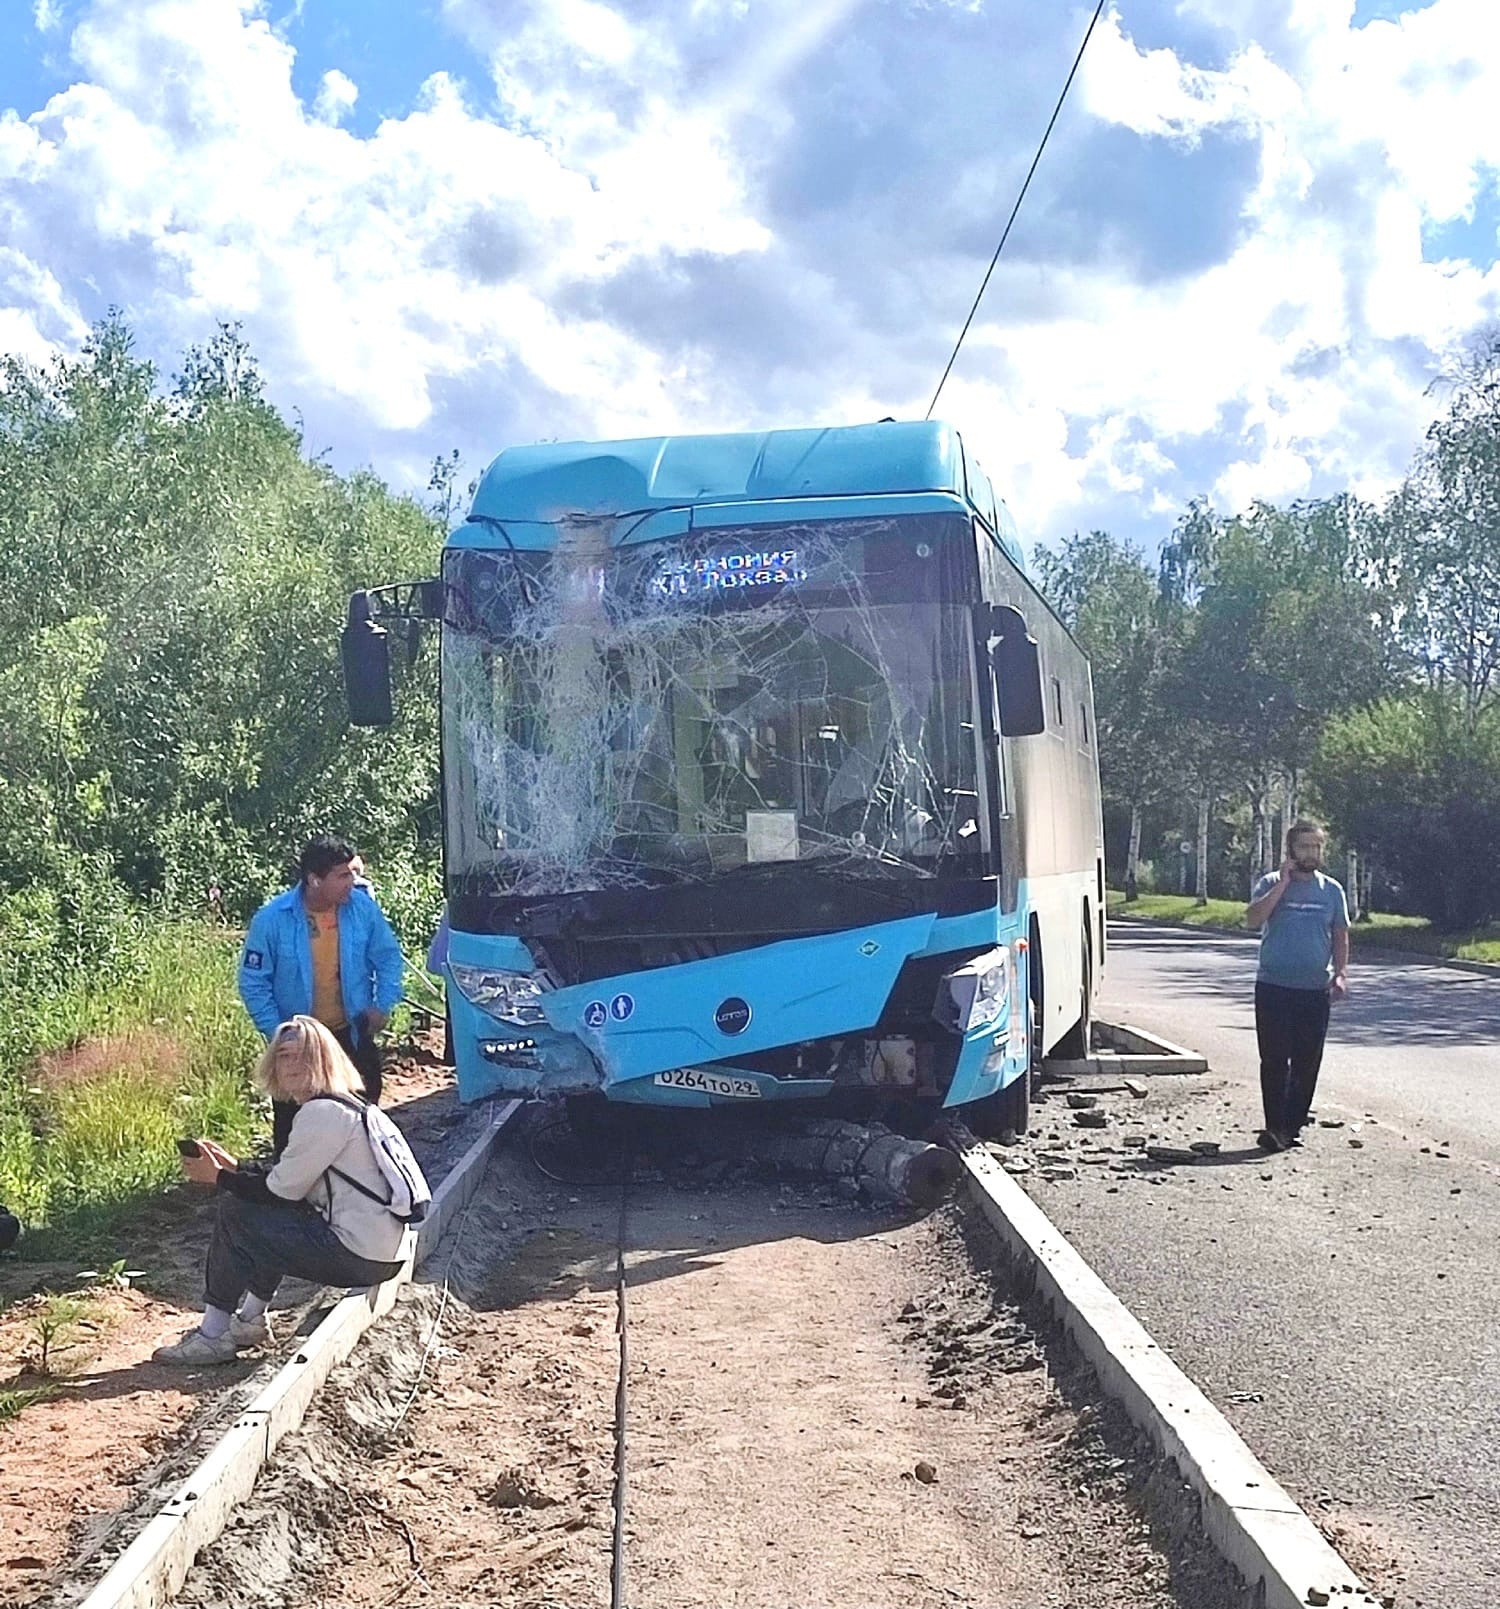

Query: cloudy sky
[[2, 0, 1498, 553]]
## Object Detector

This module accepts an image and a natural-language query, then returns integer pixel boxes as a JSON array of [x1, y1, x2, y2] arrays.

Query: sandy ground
[[0, 1037, 478, 1609], [178, 1113, 1242, 1609]]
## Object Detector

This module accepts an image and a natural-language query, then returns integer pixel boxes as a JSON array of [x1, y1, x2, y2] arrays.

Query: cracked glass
[[441, 515, 983, 899]]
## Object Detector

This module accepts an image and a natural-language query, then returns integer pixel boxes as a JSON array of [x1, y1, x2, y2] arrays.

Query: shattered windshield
[[441, 516, 982, 897]]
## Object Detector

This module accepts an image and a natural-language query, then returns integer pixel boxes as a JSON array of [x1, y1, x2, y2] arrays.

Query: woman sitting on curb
[[155, 1015, 410, 1366]]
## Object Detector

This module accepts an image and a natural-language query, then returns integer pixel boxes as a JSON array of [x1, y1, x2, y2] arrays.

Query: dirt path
[[179, 1119, 1241, 1609], [1, 1040, 478, 1609]]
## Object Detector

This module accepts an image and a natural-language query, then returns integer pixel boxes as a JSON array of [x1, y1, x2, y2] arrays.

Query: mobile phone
[[177, 1138, 203, 1159]]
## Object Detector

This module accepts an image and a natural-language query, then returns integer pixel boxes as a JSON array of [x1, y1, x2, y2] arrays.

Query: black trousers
[[271, 1024, 383, 1158], [1254, 981, 1331, 1136], [204, 1191, 402, 1312]]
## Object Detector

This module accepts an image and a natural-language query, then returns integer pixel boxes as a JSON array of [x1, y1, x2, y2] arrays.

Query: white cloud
[[312, 68, 357, 126], [33, 0, 63, 32], [920, 0, 1500, 530], [0, 0, 769, 446], [0, 0, 1499, 546], [0, 246, 88, 360], [551, 0, 638, 66], [1081, 14, 1279, 142]]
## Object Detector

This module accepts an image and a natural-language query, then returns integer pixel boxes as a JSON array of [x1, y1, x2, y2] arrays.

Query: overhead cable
[[926, 0, 1109, 420]]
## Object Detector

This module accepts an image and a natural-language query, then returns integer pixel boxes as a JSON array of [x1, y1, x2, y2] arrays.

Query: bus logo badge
[[714, 997, 752, 1036], [610, 993, 635, 1022], [859, 941, 880, 957], [582, 1000, 608, 1030]]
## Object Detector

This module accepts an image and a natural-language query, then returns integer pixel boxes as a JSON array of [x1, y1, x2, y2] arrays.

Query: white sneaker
[[152, 1328, 240, 1366], [230, 1312, 275, 1349]]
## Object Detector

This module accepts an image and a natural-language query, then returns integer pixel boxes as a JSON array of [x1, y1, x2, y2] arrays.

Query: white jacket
[[266, 1098, 408, 1263]]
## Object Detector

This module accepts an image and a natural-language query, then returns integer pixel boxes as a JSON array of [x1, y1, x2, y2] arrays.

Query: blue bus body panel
[[466, 423, 965, 524], [448, 420, 1027, 568], [447, 898, 1035, 1111], [549, 913, 932, 1081], [941, 893, 1032, 1111]]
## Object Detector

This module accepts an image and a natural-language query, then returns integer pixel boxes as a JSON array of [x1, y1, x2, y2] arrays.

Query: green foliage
[[1035, 334, 1500, 911], [1316, 692, 1500, 928], [0, 922, 263, 1251], [1386, 332, 1500, 721], [1160, 497, 1398, 787], [0, 315, 448, 1253], [1032, 530, 1180, 812], [0, 1382, 58, 1424], [26, 1292, 91, 1377], [1035, 496, 1404, 896], [0, 313, 443, 918]]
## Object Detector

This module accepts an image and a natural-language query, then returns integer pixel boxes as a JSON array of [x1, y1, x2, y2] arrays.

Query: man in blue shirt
[[238, 834, 405, 1155], [1246, 819, 1350, 1151]]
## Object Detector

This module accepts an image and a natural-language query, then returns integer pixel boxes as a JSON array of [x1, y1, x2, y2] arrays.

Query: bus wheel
[[1054, 929, 1093, 1061], [565, 1093, 616, 1144]]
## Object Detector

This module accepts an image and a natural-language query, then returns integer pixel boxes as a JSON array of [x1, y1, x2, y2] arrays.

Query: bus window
[[1051, 677, 1064, 730]]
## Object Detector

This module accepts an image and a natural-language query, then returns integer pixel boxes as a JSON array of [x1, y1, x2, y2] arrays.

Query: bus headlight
[[450, 964, 549, 1026], [936, 948, 1010, 1035]]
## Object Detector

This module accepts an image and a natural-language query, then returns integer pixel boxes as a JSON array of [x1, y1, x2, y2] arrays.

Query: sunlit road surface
[[1029, 921, 1500, 1609]]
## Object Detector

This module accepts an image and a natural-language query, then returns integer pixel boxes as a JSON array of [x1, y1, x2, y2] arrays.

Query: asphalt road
[[1029, 921, 1500, 1609]]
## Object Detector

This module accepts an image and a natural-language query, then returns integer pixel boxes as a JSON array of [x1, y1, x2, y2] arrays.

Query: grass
[[1106, 891, 1500, 963], [0, 1381, 58, 1424], [0, 1278, 126, 1425], [0, 922, 264, 1260]]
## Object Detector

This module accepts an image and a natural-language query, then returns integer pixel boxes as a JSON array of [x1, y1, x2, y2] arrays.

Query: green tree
[[1317, 692, 1500, 928], [1033, 529, 1183, 891], [1378, 331, 1500, 725], [1158, 496, 1398, 891], [0, 314, 443, 927]]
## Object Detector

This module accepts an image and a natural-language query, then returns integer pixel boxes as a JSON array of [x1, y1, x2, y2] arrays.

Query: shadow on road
[[1106, 925, 1500, 1053]]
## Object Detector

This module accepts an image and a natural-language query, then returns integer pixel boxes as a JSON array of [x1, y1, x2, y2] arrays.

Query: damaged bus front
[[344, 423, 1103, 1135]]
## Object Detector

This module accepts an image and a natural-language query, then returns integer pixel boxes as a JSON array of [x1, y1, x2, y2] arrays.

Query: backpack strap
[[328, 1164, 394, 1209], [304, 1094, 396, 1212]]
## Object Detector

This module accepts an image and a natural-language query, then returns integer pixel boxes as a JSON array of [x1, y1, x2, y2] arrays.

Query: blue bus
[[344, 421, 1103, 1136]]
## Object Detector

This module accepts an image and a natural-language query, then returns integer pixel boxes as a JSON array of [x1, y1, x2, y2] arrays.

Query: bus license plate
[[654, 1068, 762, 1099]]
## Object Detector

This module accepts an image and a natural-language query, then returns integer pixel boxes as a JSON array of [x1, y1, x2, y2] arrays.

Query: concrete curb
[[1109, 911, 1500, 980], [77, 1099, 524, 1609], [1046, 1019, 1209, 1078], [958, 1140, 1382, 1609]]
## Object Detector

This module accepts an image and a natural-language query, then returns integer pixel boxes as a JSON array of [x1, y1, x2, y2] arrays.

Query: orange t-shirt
[[307, 908, 347, 1030]]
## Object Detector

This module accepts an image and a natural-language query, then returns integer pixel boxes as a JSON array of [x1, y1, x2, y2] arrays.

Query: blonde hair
[[256, 1015, 366, 1104]]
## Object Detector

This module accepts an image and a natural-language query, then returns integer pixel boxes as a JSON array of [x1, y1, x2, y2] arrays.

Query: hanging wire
[[925, 0, 1108, 420]]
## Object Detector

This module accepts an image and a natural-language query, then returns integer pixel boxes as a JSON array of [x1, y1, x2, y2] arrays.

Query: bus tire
[[1054, 927, 1093, 1061], [565, 1093, 616, 1144]]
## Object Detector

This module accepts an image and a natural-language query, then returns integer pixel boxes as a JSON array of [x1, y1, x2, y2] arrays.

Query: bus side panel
[[977, 527, 1104, 1055]]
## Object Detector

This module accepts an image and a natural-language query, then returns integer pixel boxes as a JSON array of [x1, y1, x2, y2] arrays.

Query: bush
[[1317, 693, 1500, 930]]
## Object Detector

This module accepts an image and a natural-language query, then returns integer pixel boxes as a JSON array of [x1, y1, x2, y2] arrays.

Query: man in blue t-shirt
[[1246, 819, 1350, 1151]]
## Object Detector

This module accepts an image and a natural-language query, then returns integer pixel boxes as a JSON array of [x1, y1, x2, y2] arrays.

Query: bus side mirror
[[988, 605, 1046, 738], [342, 593, 394, 728]]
